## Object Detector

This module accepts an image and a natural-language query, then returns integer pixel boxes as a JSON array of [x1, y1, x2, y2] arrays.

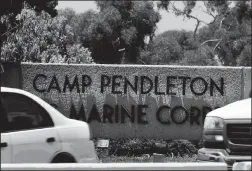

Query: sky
[[56, 1, 214, 35]]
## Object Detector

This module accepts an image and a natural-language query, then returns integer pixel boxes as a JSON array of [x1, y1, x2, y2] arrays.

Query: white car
[[1, 87, 98, 163], [198, 96, 251, 169]]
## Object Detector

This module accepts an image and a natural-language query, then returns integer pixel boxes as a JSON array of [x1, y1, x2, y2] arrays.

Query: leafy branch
[[171, 4, 207, 40]]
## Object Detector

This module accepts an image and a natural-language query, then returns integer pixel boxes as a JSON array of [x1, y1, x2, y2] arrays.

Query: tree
[[0, 0, 57, 17], [157, 0, 251, 66], [70, 10, 99, 46], [139, 30, 185, 64], [0, 0, 58, 63], [177, 46, 218, 66], [1, 6, 94, 64], [237, 44, 251, 66], [157, 1, 209, 40], [74, 1, 161, 64], [57, 8, 79, 42], [198, 1, 251, 66], [139, 30, 218, 66]]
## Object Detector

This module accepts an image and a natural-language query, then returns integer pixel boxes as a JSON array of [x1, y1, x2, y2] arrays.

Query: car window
[[1, 92, 54, 132], [0, 98, 10, 133]]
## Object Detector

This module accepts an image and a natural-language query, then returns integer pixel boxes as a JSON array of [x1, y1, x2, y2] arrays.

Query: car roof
[[2, 87, 25, 92], [1, 87, 37, 98]]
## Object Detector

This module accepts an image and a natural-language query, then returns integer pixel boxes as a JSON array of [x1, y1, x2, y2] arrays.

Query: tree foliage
[[73, 1, 161, 64], [0, 0, 58, 64], [139, 30, 218, 66], [197, 1, 251, 66], [145, 0, 251, 66], [0, 0, 58, 17], [1, 0, 251, 66], [1, 6, 94, 64], [139, 30, 184, 64]]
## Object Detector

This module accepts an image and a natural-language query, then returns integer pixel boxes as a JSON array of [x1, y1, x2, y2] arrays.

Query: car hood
[[207, 98, 251, 120]]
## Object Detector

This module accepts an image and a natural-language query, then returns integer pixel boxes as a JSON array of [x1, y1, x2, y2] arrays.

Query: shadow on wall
[[45, 94, 216, 124], [1, 63, 22, 88], [41, 92, 218, 139]]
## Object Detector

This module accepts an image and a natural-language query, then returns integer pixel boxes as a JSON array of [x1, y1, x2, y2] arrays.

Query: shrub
[[94, 138, 199, 158]]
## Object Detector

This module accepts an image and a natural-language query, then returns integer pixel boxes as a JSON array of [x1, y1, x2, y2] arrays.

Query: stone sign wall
[[21, 63, 251, 140]]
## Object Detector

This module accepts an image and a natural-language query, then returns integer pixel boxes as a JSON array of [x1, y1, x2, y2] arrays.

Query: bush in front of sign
[[93, 138, 199, 158]]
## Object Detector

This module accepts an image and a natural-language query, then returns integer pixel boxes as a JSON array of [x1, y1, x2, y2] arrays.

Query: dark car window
[[1, 92, 54, 132], [0, 98, 10, 133]]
